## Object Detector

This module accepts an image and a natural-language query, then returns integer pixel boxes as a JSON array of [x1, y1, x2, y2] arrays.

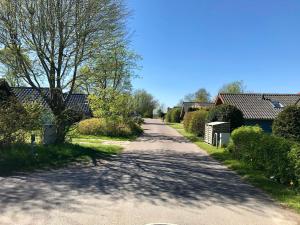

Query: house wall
[[245, 119, 273, 133]]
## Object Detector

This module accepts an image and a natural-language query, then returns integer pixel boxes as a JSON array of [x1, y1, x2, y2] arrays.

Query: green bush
[[228, 125, 297, 185], [183, 110, 208, 136], [166, 110, 172, 122], [78, 118, 104, 135], [78, 118, 142, 137], [207, 104, 244, 132], [273, 106, 300, 142], [289, 144, 300, 186], [260, 135, 294, 184], [183, 112, 193, 131], [166, 108, 181, 123], [228, 126, 264, 164], [0, 97, 28, 146], [170, 108, 181, 123]]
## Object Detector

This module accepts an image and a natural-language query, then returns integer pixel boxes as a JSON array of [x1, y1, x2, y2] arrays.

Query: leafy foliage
[[0, 97, 27, 145], [195, 88, 211, 102], [0, 97, 45, 146], [166, 108, 181, 123], [177, 88, 211, 105], [78, 118, 142, 137], [133, 89, 158, 118], [228, 126, 298, 185], [183, 110, 208, 136], [219, 80, 246, 94], [289, 144, 300, 186], [207, 104, 244, 132], [273, 106, 300, 142], [75, 43, 141, 94]]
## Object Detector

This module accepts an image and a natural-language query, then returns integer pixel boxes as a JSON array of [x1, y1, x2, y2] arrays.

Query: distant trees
[[219, 81, 246, 94], [178, 88, 211, 105], [195, 88, 211, 102], [133, 89, 158, 118]]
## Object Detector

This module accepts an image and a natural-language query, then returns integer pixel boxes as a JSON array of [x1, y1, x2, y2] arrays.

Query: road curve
[[0, 118, 299, 225]]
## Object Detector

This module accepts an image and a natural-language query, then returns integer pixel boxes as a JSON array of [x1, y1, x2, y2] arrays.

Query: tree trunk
[[54, 115, 67, 144], [50, 88, 67, 144]]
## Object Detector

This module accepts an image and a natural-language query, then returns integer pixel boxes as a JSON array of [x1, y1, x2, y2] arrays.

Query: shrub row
[[166, 108, 181, 123], [182, 104, 243, 137], [78, 118, 143, 137], [183, 110, 208, 136], [206, 104, 244, 132], [228, 125, 300, 186]]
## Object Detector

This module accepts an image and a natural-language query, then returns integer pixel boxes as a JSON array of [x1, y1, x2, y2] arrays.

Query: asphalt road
[[0, 119, 299, 225]]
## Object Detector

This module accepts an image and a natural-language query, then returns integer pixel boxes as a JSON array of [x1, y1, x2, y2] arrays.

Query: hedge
[[166, 108, 181, 123], [78, 118, 142, 137], [183, 110, 208, 137], [228, 125, 299, 186], [273, 105, 300, 142], [207, 104, 244, 132]]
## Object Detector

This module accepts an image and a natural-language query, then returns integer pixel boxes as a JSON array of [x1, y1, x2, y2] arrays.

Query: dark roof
[[217, 93, 300, 120], [11, 87, 91, 116]]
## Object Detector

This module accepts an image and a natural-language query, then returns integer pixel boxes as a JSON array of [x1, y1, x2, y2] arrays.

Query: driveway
[[0, 118, 299, 225]]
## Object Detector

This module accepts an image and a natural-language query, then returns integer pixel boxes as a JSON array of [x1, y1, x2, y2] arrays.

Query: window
[[271, 101, 284, 109]]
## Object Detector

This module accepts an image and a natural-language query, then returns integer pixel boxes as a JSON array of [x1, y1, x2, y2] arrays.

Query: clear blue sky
[[128, 0, 300, 107]]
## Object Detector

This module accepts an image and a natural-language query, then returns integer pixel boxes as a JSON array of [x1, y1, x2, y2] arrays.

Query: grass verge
[[168, 122, 300, 213], [0, 139, 122, 176]]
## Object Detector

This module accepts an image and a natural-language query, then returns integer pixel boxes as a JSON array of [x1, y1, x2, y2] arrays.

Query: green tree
[[75, 41, 141, 94], [219, 81, 246, 94], [273, 106, 300, 142], [0, 0, 127, 143], [89, 88, 134, 123], [133, 89, 158, 118], [178, 88, 211, 105], [195, 88, 211, 102]]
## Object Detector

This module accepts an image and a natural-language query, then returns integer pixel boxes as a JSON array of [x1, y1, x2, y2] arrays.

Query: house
[[180, 102, 214, 118], [215, 93, 300, 132], [0, 79, 92, 118]]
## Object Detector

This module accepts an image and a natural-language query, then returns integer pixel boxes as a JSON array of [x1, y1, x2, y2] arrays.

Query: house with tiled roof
[[180, 101, 214, 118], [0, 79, 92, 118], [215, 93, 300, 132]]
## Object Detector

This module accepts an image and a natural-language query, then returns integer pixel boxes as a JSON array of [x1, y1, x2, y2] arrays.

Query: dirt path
[[0, 118, 299, 225]]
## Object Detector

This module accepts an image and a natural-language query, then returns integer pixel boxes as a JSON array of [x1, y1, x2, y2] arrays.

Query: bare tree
[[0, 0, 127, 142]]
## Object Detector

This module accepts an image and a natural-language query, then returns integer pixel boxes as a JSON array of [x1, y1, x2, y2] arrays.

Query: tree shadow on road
[[0, 148, 274, 217]]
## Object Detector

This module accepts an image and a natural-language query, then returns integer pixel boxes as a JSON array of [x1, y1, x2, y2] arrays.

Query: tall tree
[[0, 0, 127, 142], [133, 89, 158, 118], [178, 88, 211, 105], [219, 81, 246, 94], [195, 88, 211, 102], [74, 41, 141, 94]]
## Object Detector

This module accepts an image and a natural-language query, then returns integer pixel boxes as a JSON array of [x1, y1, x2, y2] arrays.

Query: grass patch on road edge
[[168, 122, 300, 213], [0, 140, 122, 176]]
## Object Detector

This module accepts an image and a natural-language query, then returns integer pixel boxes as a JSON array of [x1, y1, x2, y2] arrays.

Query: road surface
[[0, 119, 299, 225]]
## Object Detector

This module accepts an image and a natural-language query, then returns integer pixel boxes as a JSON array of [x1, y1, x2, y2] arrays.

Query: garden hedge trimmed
[[166, 108, 181, 123], [228, 125, 300, 186], [183, 110, 208, 137]]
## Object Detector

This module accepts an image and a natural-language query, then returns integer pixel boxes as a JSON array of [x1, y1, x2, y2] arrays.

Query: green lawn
[[168, 122, 300, 213], [0, 136, 122, 175]]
